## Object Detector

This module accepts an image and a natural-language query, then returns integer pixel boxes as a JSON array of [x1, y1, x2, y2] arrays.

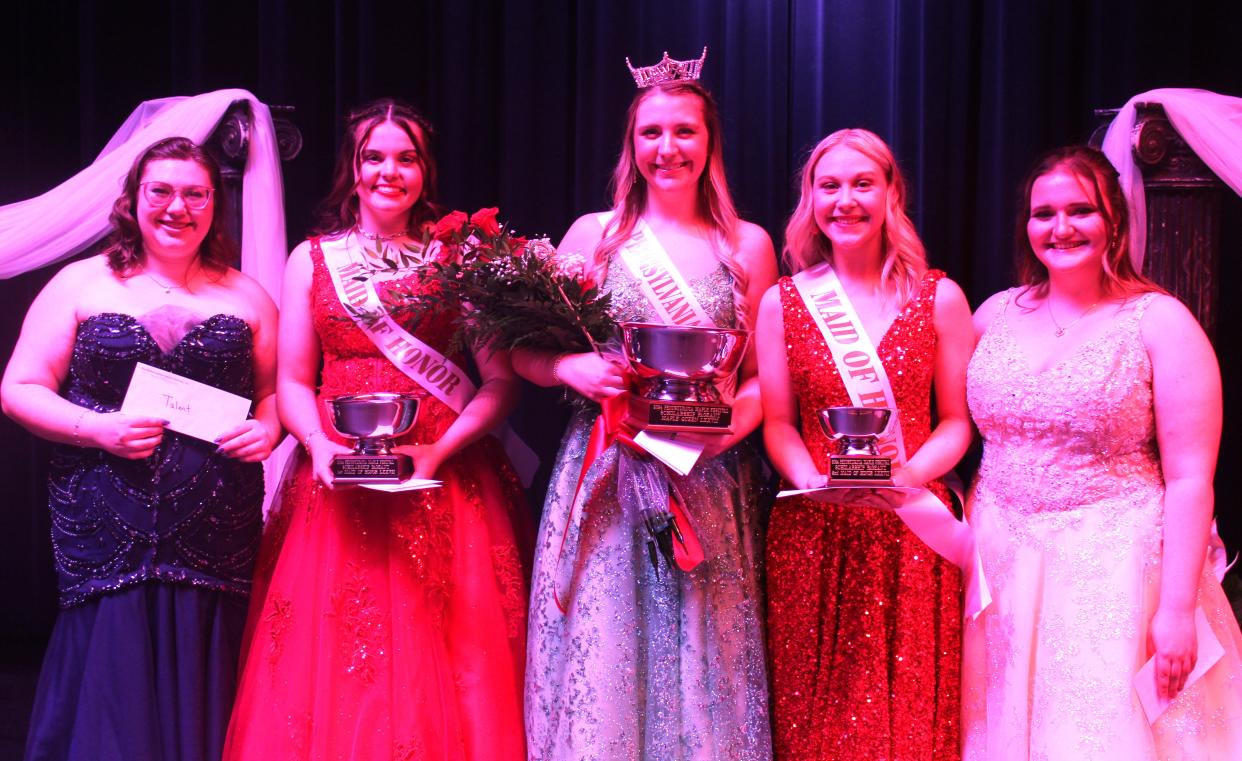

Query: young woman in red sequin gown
[[224, 100, 529, 760], [756, 129, 975, 760]]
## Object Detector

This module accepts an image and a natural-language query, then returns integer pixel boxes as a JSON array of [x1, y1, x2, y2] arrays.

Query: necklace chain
[[356, 226, 412, 243], [1047, 299, 1100, 337], [143, 271, 188, 294]]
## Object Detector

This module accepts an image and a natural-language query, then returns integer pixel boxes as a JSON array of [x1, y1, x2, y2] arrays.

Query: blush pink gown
[[963, 291, 1242, 760]]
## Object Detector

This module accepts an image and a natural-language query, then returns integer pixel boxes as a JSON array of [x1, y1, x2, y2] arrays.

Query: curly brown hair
[[311, 98, 441, 237], [103, 136, 235, 274]]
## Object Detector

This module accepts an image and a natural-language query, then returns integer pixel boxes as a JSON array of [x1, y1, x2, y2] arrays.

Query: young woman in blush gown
[[962, 145, 1242, 760], [224, 99, 528, 761], [756, 128, 974, 760]]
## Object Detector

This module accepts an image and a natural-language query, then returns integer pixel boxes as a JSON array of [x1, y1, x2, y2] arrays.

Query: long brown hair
[[311, 98, 441, 237], [1014, 145, 1161, 301], [103, 136, 234, 274], [593, 80, 753, 327], [782, 128, 927, 305]]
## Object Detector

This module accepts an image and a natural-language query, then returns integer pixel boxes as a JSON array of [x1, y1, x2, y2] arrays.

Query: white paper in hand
[[1133, 607, 1226, 724], [776, 485, 923, 502], [120, 362, 252, 444], [359, 479, 443, 493], [632, 430, 706, 476]]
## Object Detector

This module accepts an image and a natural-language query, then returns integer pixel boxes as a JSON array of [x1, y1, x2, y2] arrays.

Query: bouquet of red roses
[[359, 208, 614, 358]]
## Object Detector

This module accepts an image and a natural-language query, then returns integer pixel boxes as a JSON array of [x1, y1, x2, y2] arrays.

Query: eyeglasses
[[139, 182, 214, 211]]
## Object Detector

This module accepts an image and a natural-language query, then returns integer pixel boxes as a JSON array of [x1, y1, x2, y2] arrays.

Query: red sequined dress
[[224, 240, 529, 760], [767, 270, 961, 760]]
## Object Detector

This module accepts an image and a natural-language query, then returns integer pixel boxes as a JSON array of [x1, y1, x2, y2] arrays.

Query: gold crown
[[625, 47, 708, 88]]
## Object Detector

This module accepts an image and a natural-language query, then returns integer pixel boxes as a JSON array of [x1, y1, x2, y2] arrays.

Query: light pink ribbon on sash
[[886, 487, 990, 618]]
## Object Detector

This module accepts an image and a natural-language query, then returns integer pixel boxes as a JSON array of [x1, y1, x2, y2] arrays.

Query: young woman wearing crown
[[514, 48, 778, 760]]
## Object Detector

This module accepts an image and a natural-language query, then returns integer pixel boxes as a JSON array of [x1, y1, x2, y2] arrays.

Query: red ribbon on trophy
[[552, 393, 704, 614]]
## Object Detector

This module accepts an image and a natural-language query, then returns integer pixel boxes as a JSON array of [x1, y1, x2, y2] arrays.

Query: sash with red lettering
[[792, 262, 906, 459], [319, 236, 539, 483], [604, 213, 714, 328], [792, 262, 991, 617], [321, 236, 476, 413]]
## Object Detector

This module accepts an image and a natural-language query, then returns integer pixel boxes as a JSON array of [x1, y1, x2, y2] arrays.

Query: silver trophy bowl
[[818, 406, 892, 456], [327, 392, 421, 455], [620, 322, 749, 402]]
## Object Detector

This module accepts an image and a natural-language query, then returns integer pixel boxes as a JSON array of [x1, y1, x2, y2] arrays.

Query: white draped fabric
[[1102, 88, 1242, 271], [0, 88, 287, 299], [0, 88, 292, 509]]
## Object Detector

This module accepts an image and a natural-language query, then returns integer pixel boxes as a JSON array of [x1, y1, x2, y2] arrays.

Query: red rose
[[433, 210, 469, 243], [469, 207, 502, 237], [430, 240, 458, 264], [509, 235, 528, 255]]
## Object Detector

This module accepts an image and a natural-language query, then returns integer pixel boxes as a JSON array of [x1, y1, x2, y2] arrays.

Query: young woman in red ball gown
[[224, 99, 529, 761]]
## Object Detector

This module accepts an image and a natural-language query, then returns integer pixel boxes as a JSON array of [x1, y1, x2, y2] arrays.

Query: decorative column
[[1094, 103, 1226, 339], [203, 101, 303, 262]]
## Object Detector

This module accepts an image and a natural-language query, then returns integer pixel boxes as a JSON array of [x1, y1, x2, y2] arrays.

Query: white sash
[[322, 237, 477, 413], [791, 263, 991, 618], [319, 237, 540, 485], [792, 261, 905, 461], [606, 214, 715, 327]]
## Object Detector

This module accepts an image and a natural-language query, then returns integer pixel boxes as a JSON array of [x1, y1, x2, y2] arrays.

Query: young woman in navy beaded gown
[[1, 137, 280, 761]]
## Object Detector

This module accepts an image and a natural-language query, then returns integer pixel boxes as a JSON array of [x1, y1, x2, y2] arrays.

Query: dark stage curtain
[[2, 0, 1239, 640]]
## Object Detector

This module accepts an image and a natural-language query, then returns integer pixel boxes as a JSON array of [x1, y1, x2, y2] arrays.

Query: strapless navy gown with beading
[[25, 312, 263, 761]]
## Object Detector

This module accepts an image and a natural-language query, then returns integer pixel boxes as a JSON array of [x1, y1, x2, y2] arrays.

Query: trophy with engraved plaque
[[326, 392, 421, 483], [818, 406, 893, 484], [620, 322, 749, 433]]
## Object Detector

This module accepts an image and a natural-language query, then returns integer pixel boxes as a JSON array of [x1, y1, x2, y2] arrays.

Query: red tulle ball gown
[[766, 271, 961, 760], [224, 241, 529, 760]]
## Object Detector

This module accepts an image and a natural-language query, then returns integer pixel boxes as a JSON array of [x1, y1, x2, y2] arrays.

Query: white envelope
[[776, 485, 925, 504], [119, 362, 252, 444], [633, 430, 706, 476], [1133, 607, 1225, 724], [358, 478, 443, 493]]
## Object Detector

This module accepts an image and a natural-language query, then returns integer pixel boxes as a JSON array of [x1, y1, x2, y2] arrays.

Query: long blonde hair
[[783, 128, 927, 305], [592, 81, 753, 327]]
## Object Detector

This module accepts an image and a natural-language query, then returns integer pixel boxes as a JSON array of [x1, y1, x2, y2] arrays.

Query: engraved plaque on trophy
[[327, 392, 421, 483], [817, 406, 893, 484], [620, 322, 749, 433]]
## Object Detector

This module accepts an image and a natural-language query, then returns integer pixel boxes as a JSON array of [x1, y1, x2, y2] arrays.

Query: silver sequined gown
[[524, 256, 772, 761], [962, 291, 1242, 760]]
